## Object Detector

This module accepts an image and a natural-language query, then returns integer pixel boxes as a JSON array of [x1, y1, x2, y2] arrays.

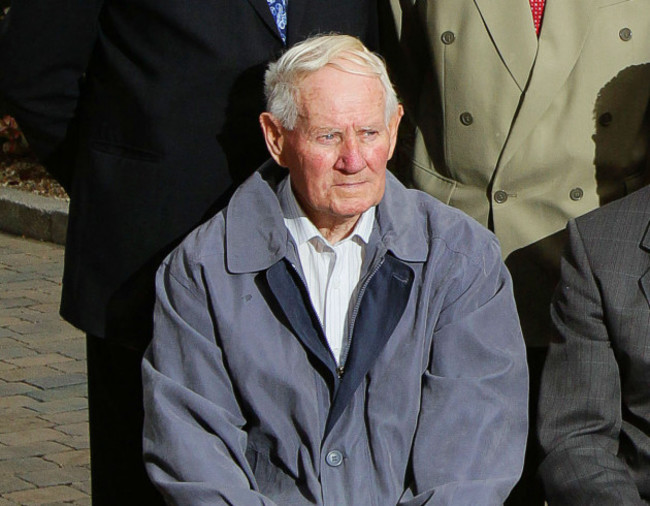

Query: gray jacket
[[142, 163, 528, 505]]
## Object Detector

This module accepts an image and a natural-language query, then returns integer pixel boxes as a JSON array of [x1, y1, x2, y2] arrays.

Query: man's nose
[[335, 136, 365, 173]]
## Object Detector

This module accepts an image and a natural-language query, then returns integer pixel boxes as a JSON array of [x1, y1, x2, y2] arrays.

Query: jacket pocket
[[411, 161, 457, 204], [90, 140, 161, 162]]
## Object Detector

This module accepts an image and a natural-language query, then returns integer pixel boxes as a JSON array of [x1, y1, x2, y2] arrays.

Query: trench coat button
[[326, 450, 343, 467], [619, 27, 632, 41], [441, 31, 456, 44], [599, 112, 613, 127], [460, 112, 473, 126], [569, 188, 584, 201], [494, 190, 508, 204]]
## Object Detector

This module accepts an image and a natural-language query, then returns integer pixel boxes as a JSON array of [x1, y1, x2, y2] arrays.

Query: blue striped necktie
[[267, 0, 288, 44]]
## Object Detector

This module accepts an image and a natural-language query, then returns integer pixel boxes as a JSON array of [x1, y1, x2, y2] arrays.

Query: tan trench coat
[[384, 0, 650, 345]]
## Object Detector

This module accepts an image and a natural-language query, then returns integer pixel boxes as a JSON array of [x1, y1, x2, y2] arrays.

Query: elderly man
[[142, 34, 528, 505]]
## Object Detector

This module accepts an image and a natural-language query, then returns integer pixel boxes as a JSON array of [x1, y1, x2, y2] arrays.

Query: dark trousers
[[505, 347, 547, 506], [86, 335, 165, 506]]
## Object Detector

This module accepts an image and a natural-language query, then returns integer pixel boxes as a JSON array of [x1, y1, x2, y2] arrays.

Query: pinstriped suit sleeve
[[537, 218, 644, 506]]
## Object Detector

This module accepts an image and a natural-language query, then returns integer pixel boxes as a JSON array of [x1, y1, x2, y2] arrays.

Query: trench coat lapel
[[247, 0, 285, 42], [498, 0, 624, 168], [266, 261, 339, 387], [473, 0, 538, 91], [325, 256, 414, 438], [639, 218, 650, 310]]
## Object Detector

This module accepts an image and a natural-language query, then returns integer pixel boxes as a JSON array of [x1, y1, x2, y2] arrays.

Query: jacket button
[[569, 188, 584, 201], [619, 27, 632, 41], [460, 112, 473, 126], [326, 450, 343, 467], [441, 31, 456, 44], [598, 112, 613, 127], [494, 190, 508, 204]]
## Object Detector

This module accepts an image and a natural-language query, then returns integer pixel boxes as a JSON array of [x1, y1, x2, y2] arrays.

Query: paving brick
[[0, 298, 38, 309], [37, 341, 85, 361], [0, 289, 59, 304], [72, 479, 91, 496], [0, 316, 24, 327], [43, 449, 89, 468], [17, 467, 88, 488], [24, 397, 87, 415], [4, 484, 87, 505], [0, 336, 24, 346], [26, 384, 87, 403], [4, 319, 75, 338], [0, 345, 38, 360], [0, 327, 21, 339], [0, 395, 39, 409], [59, 436, 89, 452], [38, 411, 87, 426], [0, 442, 68, 461], [48, 361, 86, 375], [0, 456, 59, 475], [27, 304, 60, 315], [25, 374, 86, 390], [6, 354, 73, 369], [0, 495, 24, 505], [0, 414, 53, 434], [0, 366, 63, 383], [0, 428, 64, 447], [0, 406, 44, 420], [53, 424, 87, 438], [0, 473, 33, 494], [0, 363, 17, 373], [0, 382, 38, 397]]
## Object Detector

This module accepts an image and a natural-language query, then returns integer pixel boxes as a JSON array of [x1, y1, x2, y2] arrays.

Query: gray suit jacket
[[538, 185, 650, 505]]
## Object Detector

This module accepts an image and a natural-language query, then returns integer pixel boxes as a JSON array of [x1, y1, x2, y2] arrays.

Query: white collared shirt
[[279, 177, 375, 365]]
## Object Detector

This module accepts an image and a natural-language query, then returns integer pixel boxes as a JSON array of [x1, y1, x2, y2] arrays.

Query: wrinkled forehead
[[295, 64, 387, 123]]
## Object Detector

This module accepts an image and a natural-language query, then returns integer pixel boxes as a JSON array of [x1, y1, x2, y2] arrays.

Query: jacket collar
[[225, 160, 429, 274]]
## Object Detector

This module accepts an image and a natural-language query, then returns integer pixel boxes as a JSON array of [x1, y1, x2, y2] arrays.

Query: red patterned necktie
[[529, 0, 545, 35]]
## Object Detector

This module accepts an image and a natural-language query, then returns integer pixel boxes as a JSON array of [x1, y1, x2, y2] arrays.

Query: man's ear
[[387, 104, 404, 161], [259, 112, 286, 166]]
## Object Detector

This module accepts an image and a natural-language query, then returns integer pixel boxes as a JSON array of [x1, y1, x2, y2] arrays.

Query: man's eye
[[318, 133, 337, 143], [362, 130, 378, 139]]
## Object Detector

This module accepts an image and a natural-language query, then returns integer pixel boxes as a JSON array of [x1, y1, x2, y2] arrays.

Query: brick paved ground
[[0, 231, 89, 505]]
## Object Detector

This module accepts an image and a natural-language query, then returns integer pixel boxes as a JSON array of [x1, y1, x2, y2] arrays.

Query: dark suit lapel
[[247, 0, 284, 42], [325, 256, 414, 437], [286, 0, 308, 44]]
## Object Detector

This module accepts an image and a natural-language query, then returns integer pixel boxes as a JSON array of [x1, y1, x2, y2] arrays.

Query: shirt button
[[619, 27, 632, 41], [326, 450, 343, 467], [494, 190, 508, 204], [569, 188, 584, 201], [598, 112, 613, 127], [460, 112, 474, 126], [441, 31, 456, 44]]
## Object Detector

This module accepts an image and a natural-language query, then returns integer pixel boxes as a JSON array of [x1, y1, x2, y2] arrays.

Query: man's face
[[262, 63, 402, 233]]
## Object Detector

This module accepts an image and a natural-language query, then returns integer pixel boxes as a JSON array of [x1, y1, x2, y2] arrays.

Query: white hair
[[264, 34, 399, 129]]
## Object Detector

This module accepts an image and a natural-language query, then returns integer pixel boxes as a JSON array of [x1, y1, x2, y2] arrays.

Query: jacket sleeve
[[142, 257, 278, 506], [537, 219, 644, 506], [399, 236, 528, 505], [0, 0, 103, 188]]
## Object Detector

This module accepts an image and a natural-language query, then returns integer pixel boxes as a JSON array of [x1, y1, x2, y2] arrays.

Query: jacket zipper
[[337, 256, 385, 378], [287, 261, 338, 367], [289, 253, 385, 379]]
